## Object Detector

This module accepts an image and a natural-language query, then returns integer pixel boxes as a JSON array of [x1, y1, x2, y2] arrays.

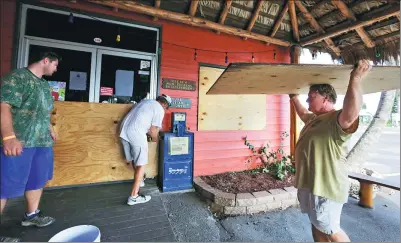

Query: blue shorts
[[1, 147, 54, 199]]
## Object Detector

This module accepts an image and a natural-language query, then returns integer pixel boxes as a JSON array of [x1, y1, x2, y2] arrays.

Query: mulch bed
[[201, 171, 295, 194]]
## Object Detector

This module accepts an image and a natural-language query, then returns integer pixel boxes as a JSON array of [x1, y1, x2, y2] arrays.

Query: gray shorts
[[121, 139, 148, 166], [297, 188, 344, 235]]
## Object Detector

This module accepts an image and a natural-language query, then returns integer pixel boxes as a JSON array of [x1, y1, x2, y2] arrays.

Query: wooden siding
[[0, 0, 17, 77], [3, 0, 292, 178]]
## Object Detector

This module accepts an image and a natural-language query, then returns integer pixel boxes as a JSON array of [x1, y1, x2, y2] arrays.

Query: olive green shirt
[[1, 68, 54, 147], [294, 110, 358, 203]]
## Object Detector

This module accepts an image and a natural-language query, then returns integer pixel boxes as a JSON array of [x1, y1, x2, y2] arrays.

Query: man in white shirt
[[120, 94, 172, 205]]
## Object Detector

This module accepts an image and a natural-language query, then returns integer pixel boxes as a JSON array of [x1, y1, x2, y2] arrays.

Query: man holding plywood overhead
[[291, 60, 371, 242]]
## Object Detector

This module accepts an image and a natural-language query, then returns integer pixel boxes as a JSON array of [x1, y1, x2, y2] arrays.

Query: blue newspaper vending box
[[158, 112, 194, 192]]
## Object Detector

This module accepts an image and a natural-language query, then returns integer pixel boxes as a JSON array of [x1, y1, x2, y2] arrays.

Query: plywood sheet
[[198, 66, 266, 131], [207, 63, 400, 95], [46, 102, 158, 187]]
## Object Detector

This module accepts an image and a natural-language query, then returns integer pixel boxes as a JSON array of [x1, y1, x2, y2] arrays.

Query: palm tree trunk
[[346, 90, 397, 172]]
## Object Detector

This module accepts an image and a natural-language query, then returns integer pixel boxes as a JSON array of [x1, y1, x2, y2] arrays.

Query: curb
[[194, 177, 299, 216]]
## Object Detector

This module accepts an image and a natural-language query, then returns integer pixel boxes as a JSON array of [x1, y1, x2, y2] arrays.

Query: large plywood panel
[[207, 63, 400, 95], [46, 102, 158, 187], [198, 66, 266, 131]]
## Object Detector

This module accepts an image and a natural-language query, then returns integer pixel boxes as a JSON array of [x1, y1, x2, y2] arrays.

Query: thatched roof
[[88, 0, 400, 65]]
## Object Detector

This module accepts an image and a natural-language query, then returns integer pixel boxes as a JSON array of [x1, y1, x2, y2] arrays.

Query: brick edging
[[194, 177, 299, 216]]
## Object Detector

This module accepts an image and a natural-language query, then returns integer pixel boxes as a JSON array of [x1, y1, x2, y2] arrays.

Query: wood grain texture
[[198, 66, 266, 131], [46, 102, 159, 187], [207, 63, 400, 95]]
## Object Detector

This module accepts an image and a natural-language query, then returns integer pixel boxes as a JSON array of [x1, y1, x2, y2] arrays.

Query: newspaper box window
[[158, 112, 194, 192]]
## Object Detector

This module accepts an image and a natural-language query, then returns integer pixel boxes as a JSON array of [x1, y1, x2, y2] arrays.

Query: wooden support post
[[359, 182, 374, 208], [290, 46, 301, 158]]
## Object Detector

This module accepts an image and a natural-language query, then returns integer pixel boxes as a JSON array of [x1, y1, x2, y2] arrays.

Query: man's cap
[[157, 94, 172, 107]]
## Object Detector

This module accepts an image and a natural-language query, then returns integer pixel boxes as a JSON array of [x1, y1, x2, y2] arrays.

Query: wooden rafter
[[243, 0, 264, 40], [288, 0, 299, 42], [216, 0, 232, 34], [301, 6, 399, 46], [246, 0, 264, 31], [188, 0, 199, 17], [332, 0, 375, 48], [294, 1, 341, 56], [219, 0, 232, 25], [87, 0, 291, 46], [270, 1, 288, 37], [337, 18, 399, 42], [346, 31, 399, 51], [397, 14, 400, 21], [153, 0, 161, 21]]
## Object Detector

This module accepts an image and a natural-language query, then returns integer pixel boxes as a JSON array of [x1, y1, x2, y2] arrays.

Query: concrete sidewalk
[[161, 191, 400, 242]]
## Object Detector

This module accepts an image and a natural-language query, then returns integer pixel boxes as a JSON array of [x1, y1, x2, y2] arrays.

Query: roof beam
[[243, 0, 264, 40], [301, 5, 399, 46], [87, 0, 291, 47], [246, 0, 264, 31], [270, 1, 289, 37], [344, 31, 399, 51], [216, 0, 232, 34], [153, 0, 161, 21], [332, 0, 375, 48], [219, 0, 232, 25], [288, 0, 299, 42], [188, 0, 199, 17], [294, 1, 341, 56], [336, 18, 399, 42]]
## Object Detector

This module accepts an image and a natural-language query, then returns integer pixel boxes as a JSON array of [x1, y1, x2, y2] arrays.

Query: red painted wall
[[3, 0, 291, 176], [0, 0, 17, 77]]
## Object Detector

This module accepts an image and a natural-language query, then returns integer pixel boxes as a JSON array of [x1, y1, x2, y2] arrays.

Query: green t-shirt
[[294, 110, 358, 203], [1, 68, 54, 147]]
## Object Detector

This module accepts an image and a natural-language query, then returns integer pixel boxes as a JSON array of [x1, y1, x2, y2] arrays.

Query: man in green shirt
[[290, 60, 371, 242], [0, 51, 61, 242]]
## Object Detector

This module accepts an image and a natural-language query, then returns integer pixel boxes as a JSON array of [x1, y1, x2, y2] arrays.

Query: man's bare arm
[[338, 60, 370, 130], [289, 95, 312, 123], [148, 125, 160, 142], [1, 103, 15, 137]]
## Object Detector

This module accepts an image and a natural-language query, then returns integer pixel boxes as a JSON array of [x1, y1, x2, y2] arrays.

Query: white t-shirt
[[120, 99, 165, 147]]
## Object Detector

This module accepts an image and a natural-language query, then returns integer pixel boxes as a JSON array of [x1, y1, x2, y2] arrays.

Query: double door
[[20, 38, 157, 103]]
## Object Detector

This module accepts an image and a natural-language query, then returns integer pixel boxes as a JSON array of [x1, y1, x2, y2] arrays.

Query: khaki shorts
[[297, 188, 344, 235], [121, 139, 148, 166]]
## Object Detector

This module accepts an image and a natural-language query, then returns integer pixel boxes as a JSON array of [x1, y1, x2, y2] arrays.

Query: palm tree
[[346, 90, 397, 172]]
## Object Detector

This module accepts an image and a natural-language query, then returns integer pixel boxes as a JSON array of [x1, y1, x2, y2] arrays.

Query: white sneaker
[[127, 195, 151, 206], [140, 180, 145, 187]]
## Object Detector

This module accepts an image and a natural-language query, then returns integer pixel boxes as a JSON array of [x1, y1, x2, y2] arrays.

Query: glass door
[[23, 39, 97, 102], [95, 50, 156, 104]]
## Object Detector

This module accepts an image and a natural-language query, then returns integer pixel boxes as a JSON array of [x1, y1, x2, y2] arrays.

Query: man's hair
[[35, 51, 62, 63], [156, 96, 169, 106], [309, 84, 337, 104]]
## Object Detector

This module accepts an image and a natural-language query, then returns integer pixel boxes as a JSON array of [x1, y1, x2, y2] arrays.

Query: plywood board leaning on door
[[207, 63, 400, 95], [198, 66, 266, 131], [46, 102, 158, 187]]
